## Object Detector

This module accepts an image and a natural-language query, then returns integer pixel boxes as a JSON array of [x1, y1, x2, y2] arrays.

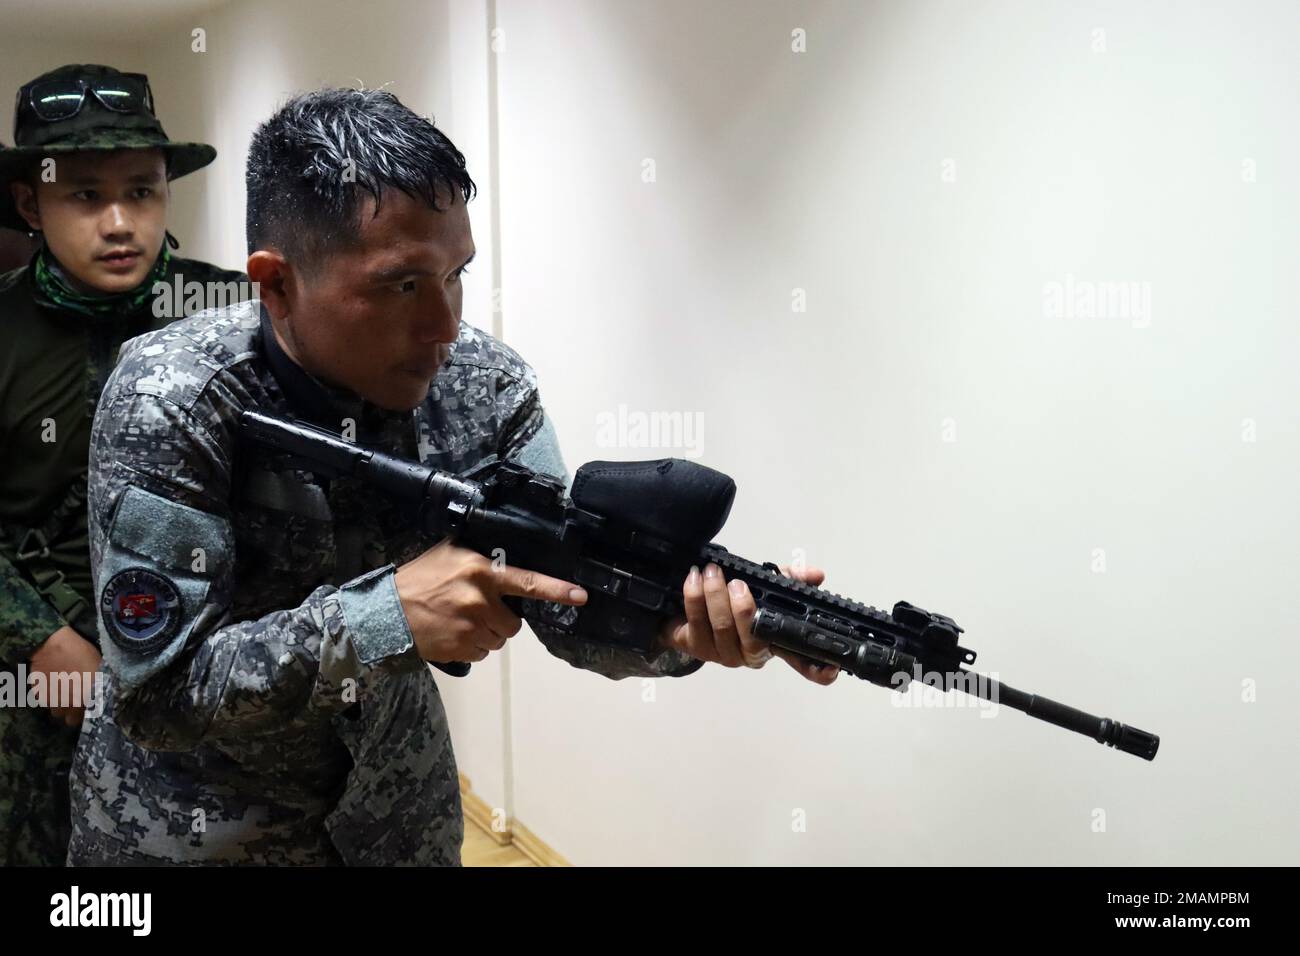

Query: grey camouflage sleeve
[[498, 374, 703, 681], [88, 387, 422, 751]]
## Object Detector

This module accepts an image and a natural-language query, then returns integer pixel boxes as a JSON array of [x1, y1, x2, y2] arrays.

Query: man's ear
[[246, 249, 291, 319], [10, 181, 42, 232]]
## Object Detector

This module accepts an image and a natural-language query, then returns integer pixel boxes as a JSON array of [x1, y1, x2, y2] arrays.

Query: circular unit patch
[[100, 567, 183, 653]]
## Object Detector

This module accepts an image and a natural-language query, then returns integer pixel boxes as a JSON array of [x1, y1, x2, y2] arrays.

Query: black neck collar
[[258, 307, 351, 429], [257, 307, 417, 449]]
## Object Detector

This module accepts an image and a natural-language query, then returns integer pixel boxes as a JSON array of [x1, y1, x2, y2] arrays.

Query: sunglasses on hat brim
[[17, 73, 155, 123]]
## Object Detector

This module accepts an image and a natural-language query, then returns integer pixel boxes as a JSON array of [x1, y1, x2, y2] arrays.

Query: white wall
[[5, 0, 1295, 866], [494, 0, 1299, 865]]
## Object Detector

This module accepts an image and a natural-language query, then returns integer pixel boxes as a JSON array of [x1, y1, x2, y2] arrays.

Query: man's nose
[[101, 203, 134, 239], [414, 292, 459, 344]]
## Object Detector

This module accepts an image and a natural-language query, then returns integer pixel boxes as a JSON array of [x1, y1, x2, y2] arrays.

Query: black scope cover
[[571, 458, 737, 549]]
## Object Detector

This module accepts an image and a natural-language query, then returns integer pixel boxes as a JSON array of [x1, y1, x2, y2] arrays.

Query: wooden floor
[[461, 812, 537, 867]]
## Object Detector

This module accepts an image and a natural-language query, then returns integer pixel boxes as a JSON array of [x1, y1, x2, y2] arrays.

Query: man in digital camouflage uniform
[[68, 87, 838, 866], [0, 64, 247, 866]]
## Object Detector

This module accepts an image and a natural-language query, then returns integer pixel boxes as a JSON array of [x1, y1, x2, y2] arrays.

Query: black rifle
[[239, 409, 1160, 761]]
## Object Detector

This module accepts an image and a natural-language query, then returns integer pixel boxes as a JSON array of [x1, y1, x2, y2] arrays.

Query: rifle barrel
[[957, 670, 1160, 760]]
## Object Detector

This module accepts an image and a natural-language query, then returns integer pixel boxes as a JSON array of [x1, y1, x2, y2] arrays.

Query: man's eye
[[132, 187, 153, 199], [450, 265, 470, 282], [394, 279, 418, 294], [74, 190, 97, 201]]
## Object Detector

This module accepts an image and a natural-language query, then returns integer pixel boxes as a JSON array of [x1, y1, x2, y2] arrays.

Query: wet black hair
[[245, 87, 476, 272]]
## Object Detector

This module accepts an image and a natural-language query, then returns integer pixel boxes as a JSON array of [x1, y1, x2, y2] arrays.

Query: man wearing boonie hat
[[0, 64, 246, 865]]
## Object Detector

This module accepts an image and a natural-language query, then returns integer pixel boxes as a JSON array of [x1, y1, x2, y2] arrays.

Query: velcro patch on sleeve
[[96, 485, 232, 684]]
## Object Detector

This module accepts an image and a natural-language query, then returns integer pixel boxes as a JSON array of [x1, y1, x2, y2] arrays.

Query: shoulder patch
[[95, 485, 228, 683], [101, 567, 184, 653]]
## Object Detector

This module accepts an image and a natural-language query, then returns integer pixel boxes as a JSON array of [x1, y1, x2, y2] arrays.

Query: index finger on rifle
[[779, 564, 826, 587], [492, 565, 589, 606]]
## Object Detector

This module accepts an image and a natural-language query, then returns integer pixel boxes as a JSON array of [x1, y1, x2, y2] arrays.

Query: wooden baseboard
[[458, 772, 512, 845], [509, 820, 571, 867], [458, 772, 572, 866]]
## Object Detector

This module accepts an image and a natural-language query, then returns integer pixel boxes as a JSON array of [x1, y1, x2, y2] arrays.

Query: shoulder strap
[[0, 474, 99, 639]]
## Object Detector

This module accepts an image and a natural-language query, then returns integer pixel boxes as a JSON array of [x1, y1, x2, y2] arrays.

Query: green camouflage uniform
[[0, 250, 247, 865], [0, 62, 235, 866]]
